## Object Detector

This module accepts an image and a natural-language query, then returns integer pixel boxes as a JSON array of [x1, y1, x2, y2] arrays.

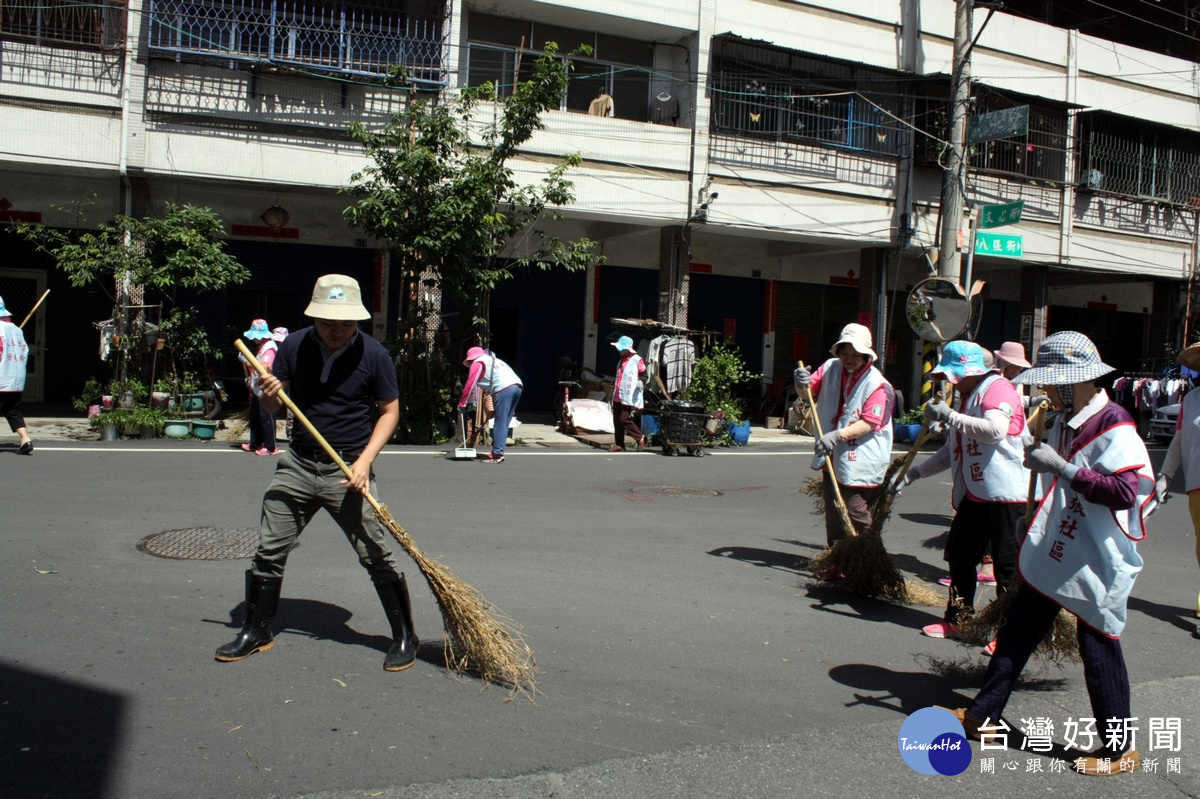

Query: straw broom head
[[958, 578, 1081, 665], [375, 504, 538, 695], [807, 533, 943, 606]]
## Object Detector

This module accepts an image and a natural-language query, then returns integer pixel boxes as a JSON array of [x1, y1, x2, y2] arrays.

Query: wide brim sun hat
[[994, 341, 1032, 369], [244, 318, 272, 339], [463, 346, 486, 365], [271, 327, 290, 343], [930, 340, 990, 385], [1179, 342, 1200, 372], [303, 274, 371, 321], [612, 335, 635, 353], [829, 322, 877, 361], [1012, 331, 1114, 386]]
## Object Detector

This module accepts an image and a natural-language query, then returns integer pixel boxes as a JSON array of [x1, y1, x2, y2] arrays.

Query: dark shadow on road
[[1128, 594, 1198, 635], [803, 582, 941, 630], [919, 530, 950, 550], [206, 597, 443, 667], [899, 512, 953, 528], [708, 545, 809, 574], [0, 662, 124, 799]]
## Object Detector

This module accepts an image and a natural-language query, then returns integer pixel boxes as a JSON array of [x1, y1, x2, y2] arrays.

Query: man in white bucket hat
[[793, 323, 895, 550], [217, 274, 420, 674], [945, 331, 1156, 776]]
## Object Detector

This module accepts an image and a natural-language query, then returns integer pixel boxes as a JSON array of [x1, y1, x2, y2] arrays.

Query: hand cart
[[657, 399, 708, 457]]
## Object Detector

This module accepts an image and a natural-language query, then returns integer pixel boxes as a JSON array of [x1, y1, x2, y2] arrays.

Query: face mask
[[1056, 384, 1074, 410]]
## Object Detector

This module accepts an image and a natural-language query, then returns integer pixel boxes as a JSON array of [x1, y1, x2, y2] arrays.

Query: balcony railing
[[1, 0, 126, 49], [1078, 113, 1200, 207], [147, 0, 448, 85]]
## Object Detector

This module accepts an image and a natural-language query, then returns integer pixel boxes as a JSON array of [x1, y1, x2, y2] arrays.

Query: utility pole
[[938, 0, 974, 283]]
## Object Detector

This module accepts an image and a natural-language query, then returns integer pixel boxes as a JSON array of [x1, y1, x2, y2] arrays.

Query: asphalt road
[[3, 440, 1200, 799]]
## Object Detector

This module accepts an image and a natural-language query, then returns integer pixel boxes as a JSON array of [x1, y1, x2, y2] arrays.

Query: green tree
[[342, 44, 601, 340], [16, 202, 249, 386]]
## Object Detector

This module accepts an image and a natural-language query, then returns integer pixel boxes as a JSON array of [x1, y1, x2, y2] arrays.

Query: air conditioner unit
[[1081, 169, 1104, 190]]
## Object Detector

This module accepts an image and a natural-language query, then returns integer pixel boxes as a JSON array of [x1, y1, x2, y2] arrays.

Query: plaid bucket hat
[[1012, 331, 1114, 386], [930, 340, 990, 384]]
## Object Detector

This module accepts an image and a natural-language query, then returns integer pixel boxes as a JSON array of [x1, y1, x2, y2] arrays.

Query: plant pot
[[97, 424, 119, 441], [191, 420, 218, 440], [906, 423, 923, 443], [139, 424, 158, 440], [893, 421, 909, 444], [640, 414, 660, 435], [150, 392, 170, 410], [163, 420, 190, 438], [730, 420, 752, 446], [181, 394, 205, 412]]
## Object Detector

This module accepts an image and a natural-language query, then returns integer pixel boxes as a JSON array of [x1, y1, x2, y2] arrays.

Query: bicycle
[[553, 355, 583, 433]]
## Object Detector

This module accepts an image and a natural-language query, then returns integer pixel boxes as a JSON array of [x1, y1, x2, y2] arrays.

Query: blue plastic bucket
[[641, 414, 660, 435], [730, 420, 751, 446]]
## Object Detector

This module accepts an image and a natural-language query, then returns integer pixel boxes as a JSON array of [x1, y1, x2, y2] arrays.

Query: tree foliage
[[342, 44, 602, 331]]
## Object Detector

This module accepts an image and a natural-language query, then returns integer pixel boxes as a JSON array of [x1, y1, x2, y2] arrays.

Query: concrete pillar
[[658, 225, 690, 328], [1020, 264, 1049, 359]]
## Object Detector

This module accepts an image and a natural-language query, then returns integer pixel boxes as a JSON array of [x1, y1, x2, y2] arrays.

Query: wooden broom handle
[[18, 289, 49, 330], [235, 340, 389, 516], [1024, 399, 1050, 527], [799, 361, 858, 537]]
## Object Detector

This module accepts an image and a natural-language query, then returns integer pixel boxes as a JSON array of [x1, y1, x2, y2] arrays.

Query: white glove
[[1156, 474, 1171, 504], [923, 400, 951, 424], [793, 366, 811, 389], [889, 471, 917, 496], [815, 430, 841, 457]]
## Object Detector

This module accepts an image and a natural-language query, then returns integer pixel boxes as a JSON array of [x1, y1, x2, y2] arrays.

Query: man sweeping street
[[215, 274, 419, 672], [891, 340, 1028, 649], [945, 331, 1156, 776]]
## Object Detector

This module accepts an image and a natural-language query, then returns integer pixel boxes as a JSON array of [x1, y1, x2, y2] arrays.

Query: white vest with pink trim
[[949, 373, 1029, 507], [0, 320, 28, 392], [1018, 420, 1155, 638], [810, 359, 894, 487]]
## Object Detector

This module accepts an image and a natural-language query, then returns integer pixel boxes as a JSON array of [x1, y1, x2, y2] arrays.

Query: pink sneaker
[[978, 571, 997, 584], [255, 447, 281, 456], [922, 621, 962, 639], [240, 443, 254, 452], [938, 575, 952, 586], [983, 639, 998, 656]]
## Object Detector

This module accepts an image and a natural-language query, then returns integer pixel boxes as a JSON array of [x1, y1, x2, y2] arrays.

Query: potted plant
[[130, 405, 166, 439], [679, 341, 761, 447], [895, 406, 925, 444], [90, 407, 134, 441]]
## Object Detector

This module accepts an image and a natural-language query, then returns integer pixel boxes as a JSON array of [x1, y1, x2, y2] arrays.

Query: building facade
[[2, 0, 1197, 411]]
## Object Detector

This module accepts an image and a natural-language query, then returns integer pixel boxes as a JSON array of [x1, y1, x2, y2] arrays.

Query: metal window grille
[[1078, 113, 1200, 206], [969, 99, 1067, 183], [146, 0, 448, 85], [0, 0, 127, 49]]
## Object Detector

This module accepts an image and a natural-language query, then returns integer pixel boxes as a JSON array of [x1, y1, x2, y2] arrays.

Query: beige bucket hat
[[303, 274, 371, 321]]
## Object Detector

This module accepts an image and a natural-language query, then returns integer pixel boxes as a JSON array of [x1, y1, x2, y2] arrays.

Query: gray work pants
[[251, 449, 402, 584]]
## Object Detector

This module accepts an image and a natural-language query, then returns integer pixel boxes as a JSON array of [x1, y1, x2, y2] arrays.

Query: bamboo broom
[[960, 399, 1079, 663], [235, 340, 538, 695]]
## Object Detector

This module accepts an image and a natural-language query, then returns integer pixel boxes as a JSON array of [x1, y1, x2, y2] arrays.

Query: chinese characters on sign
[[973, 717, 1182, 775]]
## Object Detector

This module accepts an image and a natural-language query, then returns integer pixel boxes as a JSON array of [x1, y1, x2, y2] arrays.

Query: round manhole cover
[[137, 527, 275, 560], [629, 485, 721, 498]]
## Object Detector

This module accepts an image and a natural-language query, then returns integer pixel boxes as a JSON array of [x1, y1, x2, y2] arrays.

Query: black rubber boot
[[375, 574, 420, 672], [215, 570, 282, 662]]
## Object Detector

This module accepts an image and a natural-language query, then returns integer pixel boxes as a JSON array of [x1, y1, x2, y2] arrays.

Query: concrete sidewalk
[[11, 406, 812, 448]]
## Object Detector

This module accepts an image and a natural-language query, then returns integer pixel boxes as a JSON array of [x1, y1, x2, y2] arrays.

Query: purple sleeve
[[1068, 468, 1139, 511]]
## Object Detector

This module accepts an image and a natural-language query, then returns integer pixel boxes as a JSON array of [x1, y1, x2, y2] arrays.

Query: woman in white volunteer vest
[[893, 340, 1029, 644], [238, 318, 281, 455], [793, 323, 894, 548], [458, 346, 523, 463], [609, 335, 647, 452], [1154, 341, 1200, 626], [945, 331, 1155, 777], [0, 296, 32, 455]]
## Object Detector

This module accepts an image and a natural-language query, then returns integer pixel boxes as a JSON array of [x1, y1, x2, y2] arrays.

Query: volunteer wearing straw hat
[[1154, 340, 1200, 626], [946, 331, 1156, 776], [237, 318, 281, 455], [609, 335, 647, 452], [793, 323, 894, 547], [892, 340, 1029, 643], [216, 274, 420, 673], [0, 296, 33, 455], [458, 345, 523, 463]]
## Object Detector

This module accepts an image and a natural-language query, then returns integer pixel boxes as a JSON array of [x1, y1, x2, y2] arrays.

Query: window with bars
[[1077, 113, 1200, 206], [709, 39, 906, 157], [146, 0, 448, 84], [0, 0, 126, 49]]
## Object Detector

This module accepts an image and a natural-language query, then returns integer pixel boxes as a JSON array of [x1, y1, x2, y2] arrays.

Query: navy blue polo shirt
[[274, 326, 399, 451]]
